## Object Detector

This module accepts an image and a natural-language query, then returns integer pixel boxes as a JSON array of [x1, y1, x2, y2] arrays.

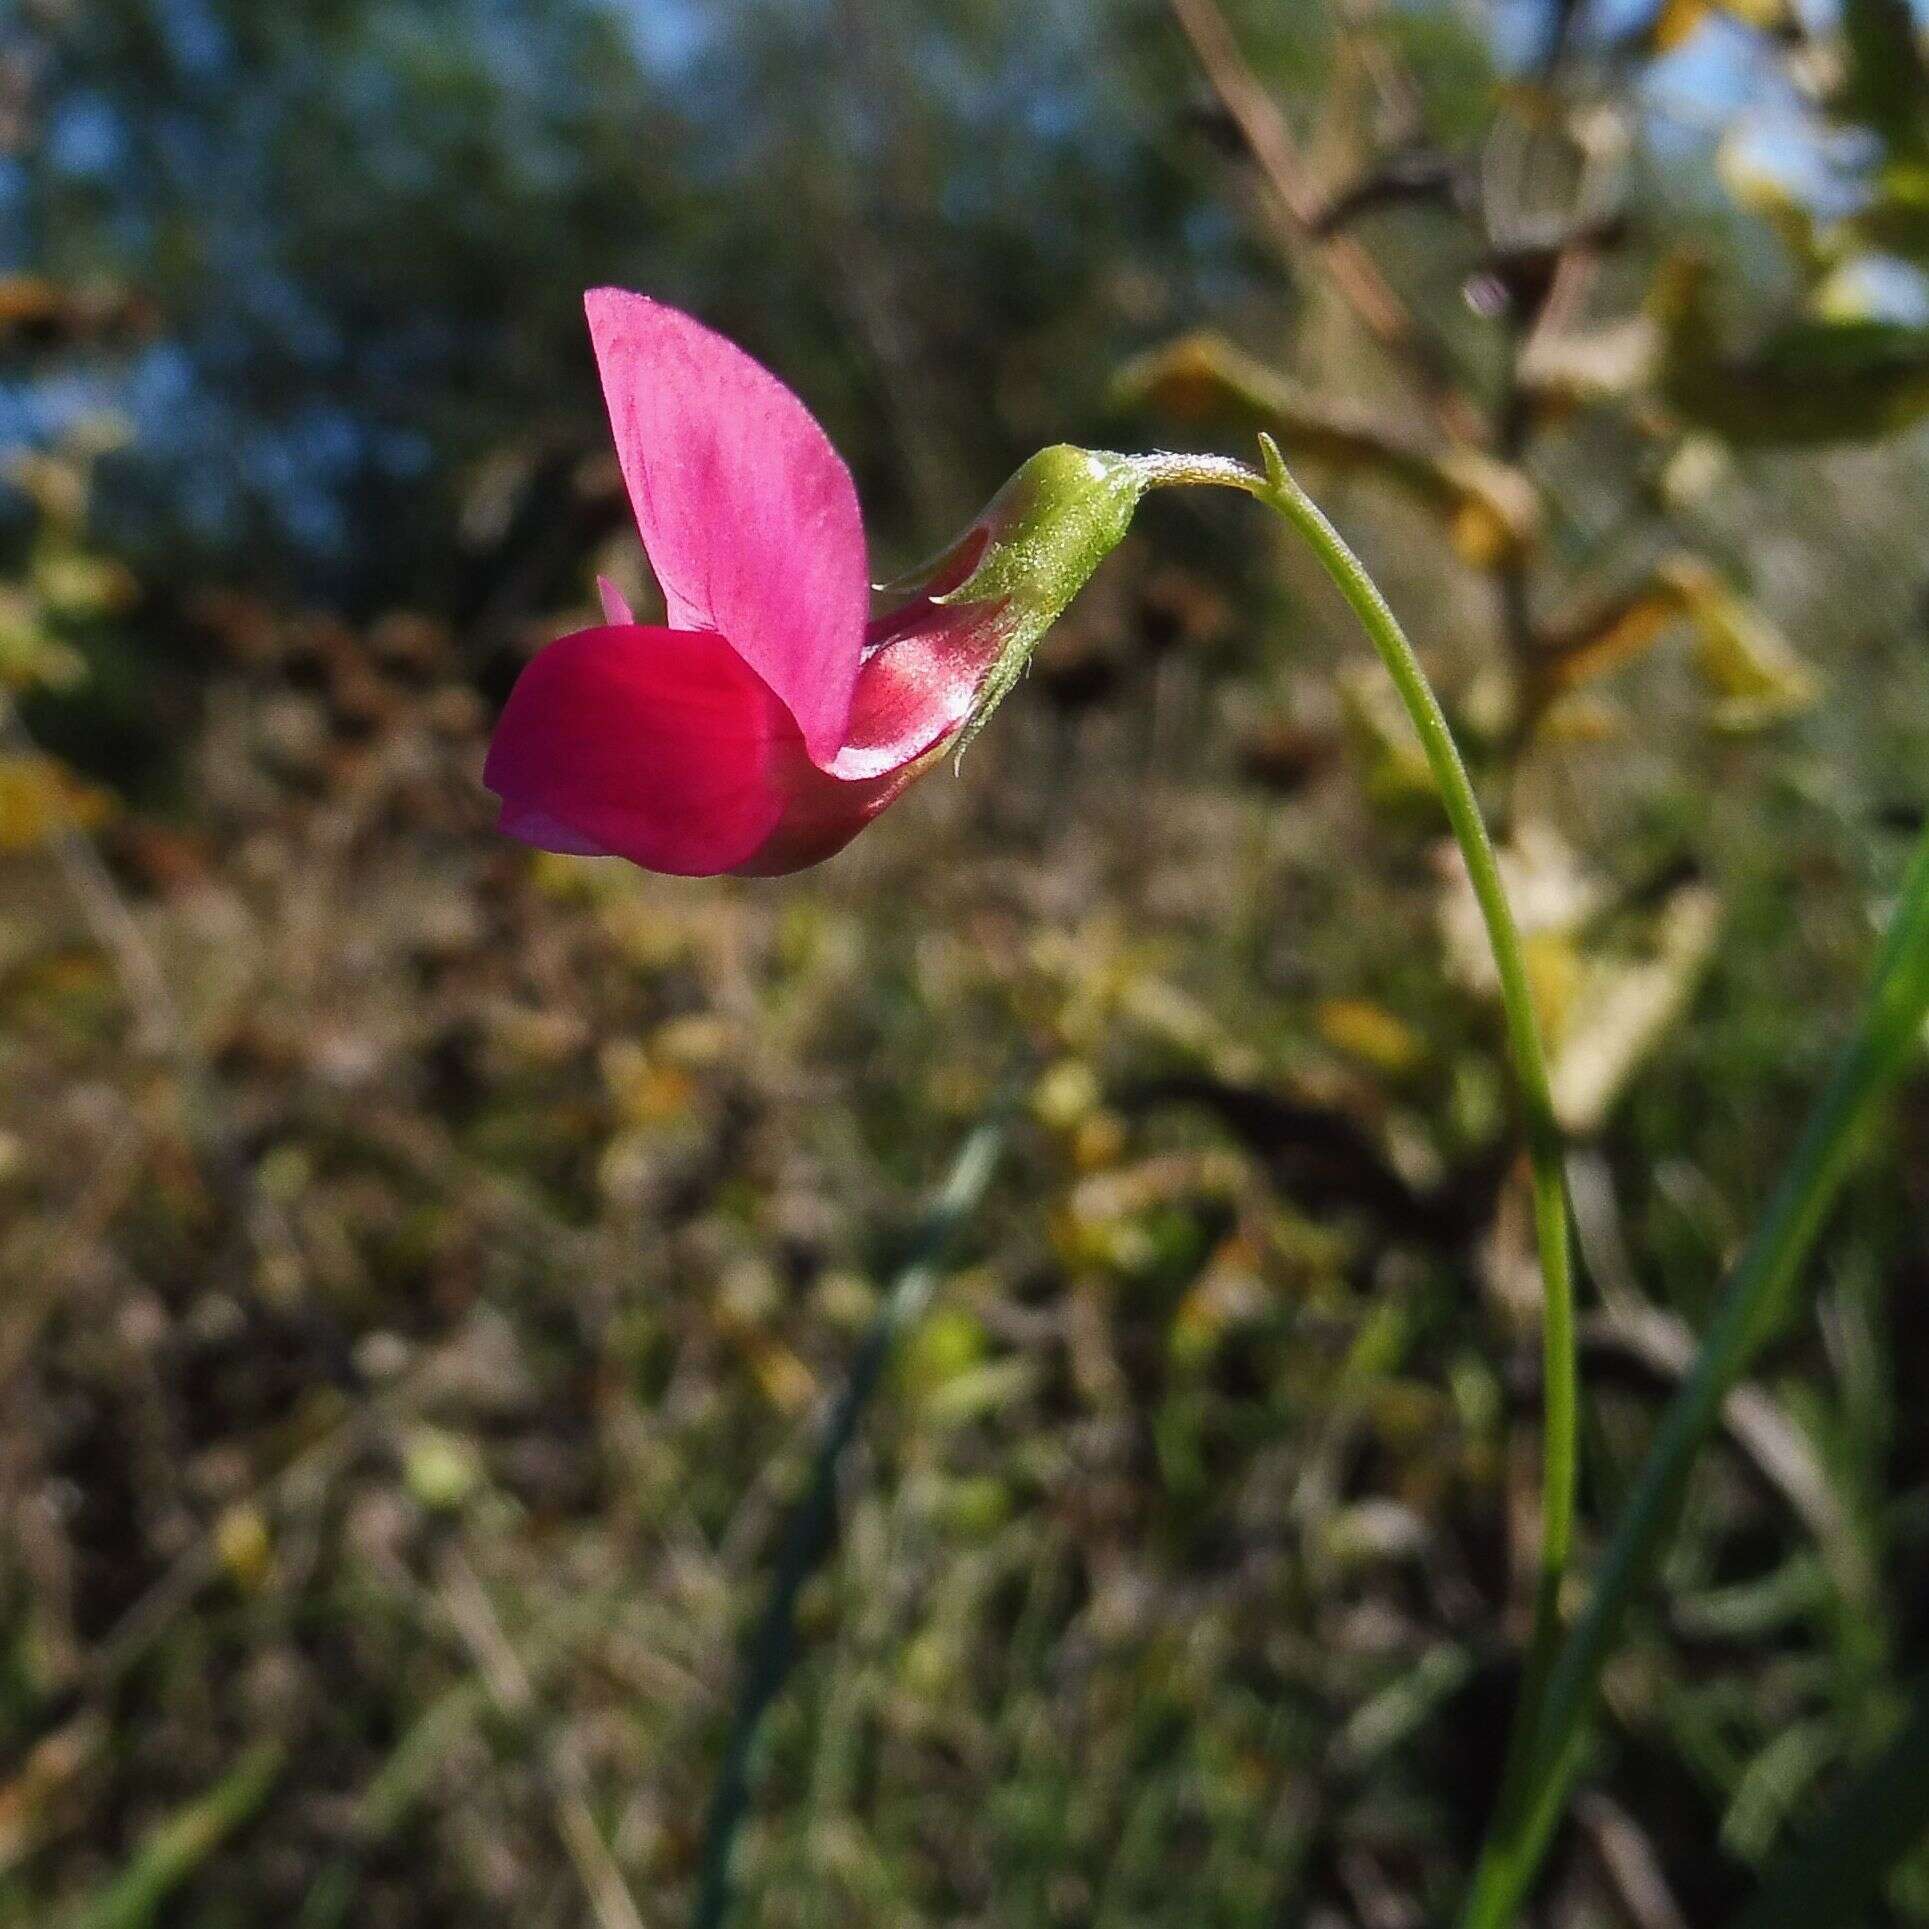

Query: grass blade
[[1462, 821, 1929, 1926], [62, 1744, 282, 1929]]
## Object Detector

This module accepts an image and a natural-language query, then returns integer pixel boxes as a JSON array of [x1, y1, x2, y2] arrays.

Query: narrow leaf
[[1462, 821, 1929, 1925]]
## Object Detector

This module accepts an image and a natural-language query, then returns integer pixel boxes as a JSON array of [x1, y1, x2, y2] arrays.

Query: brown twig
[[1573, 1791, 1691, 1929], [1164, 0, 1489, 447]]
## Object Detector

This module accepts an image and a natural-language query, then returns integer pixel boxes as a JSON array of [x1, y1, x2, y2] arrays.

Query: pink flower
[[486, 291, 1036, 876]]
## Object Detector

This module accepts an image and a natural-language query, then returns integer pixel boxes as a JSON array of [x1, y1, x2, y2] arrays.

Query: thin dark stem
[[691, 1117, 1009, 1928]]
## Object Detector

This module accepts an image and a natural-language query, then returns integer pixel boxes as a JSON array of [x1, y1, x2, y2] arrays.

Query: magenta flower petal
[[716, 596, 1006, 874], [483, 624, 794, 876], [584, 288, 868, 766], [485, 303, 1148, 879], [495, 803, 616, 858]]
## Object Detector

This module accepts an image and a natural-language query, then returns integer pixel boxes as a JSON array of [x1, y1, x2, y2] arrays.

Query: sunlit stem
[[1145, 437, 1581, 1875]]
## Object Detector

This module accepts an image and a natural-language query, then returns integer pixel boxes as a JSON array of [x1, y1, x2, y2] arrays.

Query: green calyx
[[923, 445, 1152, 757], [882, 442, 1270, 760]]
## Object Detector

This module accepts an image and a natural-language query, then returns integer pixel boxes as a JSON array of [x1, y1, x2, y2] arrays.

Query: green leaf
[[1840, 0, 1929, 166], [1660, 259, 1929, 444], [1662, 558, 1821, 730]]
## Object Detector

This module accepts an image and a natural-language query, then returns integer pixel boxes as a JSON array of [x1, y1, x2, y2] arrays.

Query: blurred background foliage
[[4, 0, 1929, 1922]]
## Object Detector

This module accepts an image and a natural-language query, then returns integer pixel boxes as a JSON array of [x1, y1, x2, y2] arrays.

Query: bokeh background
[[5, 0, 1929, 1921]]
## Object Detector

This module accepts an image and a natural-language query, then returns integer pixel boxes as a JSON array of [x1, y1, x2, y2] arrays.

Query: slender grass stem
[[692, 1116, 1008, 1929], [1459, 823, 1929, 1927]]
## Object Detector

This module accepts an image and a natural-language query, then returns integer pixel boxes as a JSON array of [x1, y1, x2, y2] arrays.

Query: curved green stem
[[1258, 440, 1579, 1800], [693, 1116, 1008, 1929], [1147, 439, 1580, 1860], [1202, 441, 1929, 1924]]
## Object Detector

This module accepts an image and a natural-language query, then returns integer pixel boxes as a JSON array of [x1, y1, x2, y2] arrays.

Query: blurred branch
[[1164, 0, 1489, 446], [1116, 332, 1539, 563], [1572, 1792, 1690, 1929], [1310, 149, 1461, 236]]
